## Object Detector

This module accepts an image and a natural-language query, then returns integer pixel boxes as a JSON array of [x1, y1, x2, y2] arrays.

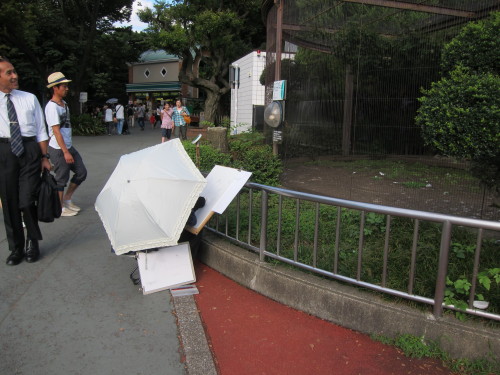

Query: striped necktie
[[6, 93, 24, 157]]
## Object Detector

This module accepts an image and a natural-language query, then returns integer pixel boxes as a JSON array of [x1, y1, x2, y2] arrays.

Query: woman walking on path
[[160, 102, 174, 143], [172, 99, 189, 140]]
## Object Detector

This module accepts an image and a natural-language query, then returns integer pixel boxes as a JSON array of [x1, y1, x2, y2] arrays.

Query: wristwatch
[[42, 153, 50, 160]]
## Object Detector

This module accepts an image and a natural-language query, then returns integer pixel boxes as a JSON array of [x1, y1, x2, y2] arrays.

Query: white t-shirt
[[45, 100, 72, 149], [105, 108, 113, 122], [115, 104, 124, 119]]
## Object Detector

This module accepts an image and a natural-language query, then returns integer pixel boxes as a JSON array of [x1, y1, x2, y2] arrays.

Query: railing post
[[259, 190, 269, 262], [433, 220, 452, 317]]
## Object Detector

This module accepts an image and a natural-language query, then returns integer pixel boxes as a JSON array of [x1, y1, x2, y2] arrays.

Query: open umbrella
[[106, 98, 118, 104], [95, 139, 206, 255]]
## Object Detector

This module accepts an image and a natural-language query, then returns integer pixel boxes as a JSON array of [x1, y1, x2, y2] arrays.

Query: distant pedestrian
[[160, 102, 174, 143], [154, 105, 161, 129], [122, 112, 130, 135], [45, 72, 87, 217], [115, 102, 125, 135], [0, 56, 50, 265], [136, 104, 145, 131], [127, 105, 135, 128], [104, 105, 113, 135], [172, 99, 189, 140], [94, 106, 103, 121]]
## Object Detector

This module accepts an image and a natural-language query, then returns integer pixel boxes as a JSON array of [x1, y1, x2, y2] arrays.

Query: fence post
[[259, 190, 269, 262], [433, 220, 452, 317]]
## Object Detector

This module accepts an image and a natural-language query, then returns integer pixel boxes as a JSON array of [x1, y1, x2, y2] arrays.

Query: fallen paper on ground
[[137, 243, 195, 295]]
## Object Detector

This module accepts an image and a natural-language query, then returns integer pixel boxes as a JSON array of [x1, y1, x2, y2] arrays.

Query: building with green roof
[[126, 50, 199, 111]]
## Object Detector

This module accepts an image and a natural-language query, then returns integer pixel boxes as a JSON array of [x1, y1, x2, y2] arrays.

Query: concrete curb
[[199, 231, 500, 361], [173, 295, 218, 375]]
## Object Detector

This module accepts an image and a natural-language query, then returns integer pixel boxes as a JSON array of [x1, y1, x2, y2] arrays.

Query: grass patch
[[371, 334, 500, 375], [402, 181, 428, 188], [301, 159, 480, 192]]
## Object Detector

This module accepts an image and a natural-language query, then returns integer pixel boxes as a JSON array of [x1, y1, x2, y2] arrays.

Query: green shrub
[[228, 132, 282, 186], [417, 66, 500, 161], [182, 141, 231, 173], [416, 12, 500, 193], [70, 114, 106, 136], [229, 131, 266, 155], [231, 144, 282, 186], [372, 333, 500, 375], [416, 66, 500, 189], [441, 11, 500, 75], [183, 133, 283, 186], [394, 334, 444, 359]]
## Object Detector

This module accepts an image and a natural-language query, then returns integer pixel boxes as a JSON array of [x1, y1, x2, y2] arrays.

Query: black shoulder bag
[[38, 169, 62, 222]]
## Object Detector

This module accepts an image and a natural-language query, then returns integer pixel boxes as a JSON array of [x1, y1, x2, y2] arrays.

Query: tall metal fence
[[263, 1, 498, 159], [206, 181, 500, 322], [262, 1, 500, 222]]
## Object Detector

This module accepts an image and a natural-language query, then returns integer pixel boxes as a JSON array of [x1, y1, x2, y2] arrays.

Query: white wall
[[230, 51, 267, 133]]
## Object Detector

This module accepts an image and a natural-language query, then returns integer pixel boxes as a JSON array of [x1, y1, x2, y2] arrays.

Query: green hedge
[[70, 114, 107, 136], [417, 66, 500, 161], [416, 12, 500, 191], [182, 131, 283, 186]]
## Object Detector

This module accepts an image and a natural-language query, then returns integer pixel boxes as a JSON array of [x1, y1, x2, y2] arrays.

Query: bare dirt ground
[[280, 158, 499, 222]]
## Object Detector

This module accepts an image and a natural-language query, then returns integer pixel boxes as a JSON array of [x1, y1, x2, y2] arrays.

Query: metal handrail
[[206, 181, 500, 321]]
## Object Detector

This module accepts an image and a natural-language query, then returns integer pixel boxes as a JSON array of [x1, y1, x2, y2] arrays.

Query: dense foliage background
[[138, 0, 266, 123], [416, 12, 500, 196], [0, 0, 144, 108]]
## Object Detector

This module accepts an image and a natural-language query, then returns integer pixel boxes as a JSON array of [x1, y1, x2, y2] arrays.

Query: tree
[[440, 11, 500, 75], [138, 0, 265, 123], [416, 12, 500, 205], [91, 28, 146, 103], [0, 0, 136, 108]]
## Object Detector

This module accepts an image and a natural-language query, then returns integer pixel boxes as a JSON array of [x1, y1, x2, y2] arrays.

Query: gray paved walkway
[[0, 126, 211, 375]]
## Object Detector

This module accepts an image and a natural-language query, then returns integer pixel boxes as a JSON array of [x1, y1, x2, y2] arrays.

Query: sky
[[115, 0, 155, 31]]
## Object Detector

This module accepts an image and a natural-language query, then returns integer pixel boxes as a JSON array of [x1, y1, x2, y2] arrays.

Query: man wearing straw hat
[[0, 56, 50, 265], [45, 72, 87, 217]]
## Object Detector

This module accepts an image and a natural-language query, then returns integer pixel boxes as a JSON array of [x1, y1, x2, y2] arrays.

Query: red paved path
[[194, 263, 455, 375]]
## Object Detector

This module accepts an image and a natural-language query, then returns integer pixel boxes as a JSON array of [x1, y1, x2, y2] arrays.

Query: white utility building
[[230, 51, 267, 133]]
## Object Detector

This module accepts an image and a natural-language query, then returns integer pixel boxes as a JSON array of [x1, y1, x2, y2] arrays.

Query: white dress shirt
[[0, 90, 48, 142]]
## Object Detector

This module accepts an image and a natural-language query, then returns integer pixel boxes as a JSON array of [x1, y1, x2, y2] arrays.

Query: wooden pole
[[196, 143, 200, 169], [273, 0, 283, 156], [342, 65, 353, 156]]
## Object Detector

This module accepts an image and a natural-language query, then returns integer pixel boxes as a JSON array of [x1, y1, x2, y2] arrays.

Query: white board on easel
[[137, 242, 195, 295], [185, 165, 252, 234]]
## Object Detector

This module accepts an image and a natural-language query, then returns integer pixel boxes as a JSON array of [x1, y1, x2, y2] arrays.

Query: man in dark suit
[[0, 56, 50, 265]]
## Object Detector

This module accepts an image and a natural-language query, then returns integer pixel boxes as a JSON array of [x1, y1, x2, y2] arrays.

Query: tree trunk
[[342, 64, 353, 156], [493, 187, 500, 208], [178, 50, 229, 124], [203, 89, 221, 124]]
